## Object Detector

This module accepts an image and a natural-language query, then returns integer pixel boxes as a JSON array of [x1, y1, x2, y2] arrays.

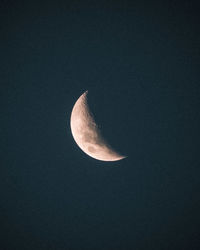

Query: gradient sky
[[1, 1, 200, 249]]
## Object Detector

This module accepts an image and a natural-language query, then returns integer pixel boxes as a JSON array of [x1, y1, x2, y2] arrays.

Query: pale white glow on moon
[[70, 91, 126, 161]]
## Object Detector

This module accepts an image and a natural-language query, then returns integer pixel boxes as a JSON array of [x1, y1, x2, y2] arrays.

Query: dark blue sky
[[1, 1, 200, 249]]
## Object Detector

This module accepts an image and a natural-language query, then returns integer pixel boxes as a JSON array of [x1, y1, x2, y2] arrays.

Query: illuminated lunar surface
[[70, 91, 126, 161]]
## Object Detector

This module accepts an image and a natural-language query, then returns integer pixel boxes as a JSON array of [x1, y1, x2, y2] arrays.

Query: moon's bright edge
[[70, 91, 126, 161]]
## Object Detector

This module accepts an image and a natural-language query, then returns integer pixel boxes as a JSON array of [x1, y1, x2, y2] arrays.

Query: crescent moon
[[70, 91, 126, 161]]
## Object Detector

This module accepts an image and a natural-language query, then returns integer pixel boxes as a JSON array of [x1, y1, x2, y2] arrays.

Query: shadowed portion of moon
[[70, 91, 126, 161]]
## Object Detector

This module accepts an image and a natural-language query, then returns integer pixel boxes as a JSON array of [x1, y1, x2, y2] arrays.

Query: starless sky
[[1, 0, 200, 249]]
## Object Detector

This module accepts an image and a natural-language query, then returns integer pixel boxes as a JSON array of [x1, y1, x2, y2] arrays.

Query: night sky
[[1, 1, 200, 249]]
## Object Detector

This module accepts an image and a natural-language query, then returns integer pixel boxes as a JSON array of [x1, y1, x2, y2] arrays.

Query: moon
[[70, 91, 126, 161]]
